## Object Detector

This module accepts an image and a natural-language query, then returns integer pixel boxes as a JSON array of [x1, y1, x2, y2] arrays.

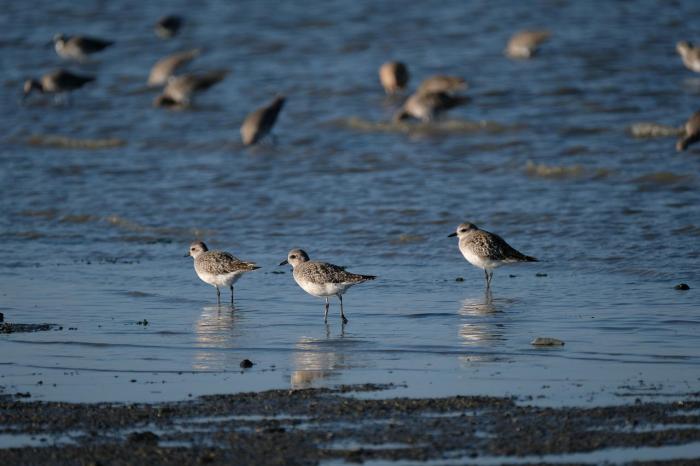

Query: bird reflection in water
[[458, 290, 508, 365], [192, 303, 240, 371], [291, 325, 348, 389]]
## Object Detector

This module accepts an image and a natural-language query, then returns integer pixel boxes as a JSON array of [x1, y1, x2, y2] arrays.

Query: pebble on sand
[[531, 337, 565, 346], [240, 359, 254, 368]]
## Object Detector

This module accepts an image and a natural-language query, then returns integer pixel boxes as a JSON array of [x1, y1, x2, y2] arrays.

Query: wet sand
[[2, 384, 700, 465]]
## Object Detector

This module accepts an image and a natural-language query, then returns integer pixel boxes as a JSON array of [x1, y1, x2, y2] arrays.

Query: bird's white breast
[[195, 269, 242, 288], [294, 274, 350, 297]]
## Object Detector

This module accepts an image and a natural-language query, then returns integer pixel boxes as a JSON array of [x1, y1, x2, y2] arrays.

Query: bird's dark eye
[[460, 229, 466, 233], [290, 255, 296, 259]]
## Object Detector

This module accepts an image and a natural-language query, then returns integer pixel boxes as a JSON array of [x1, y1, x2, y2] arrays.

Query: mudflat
[[2, 384, 699, 465]]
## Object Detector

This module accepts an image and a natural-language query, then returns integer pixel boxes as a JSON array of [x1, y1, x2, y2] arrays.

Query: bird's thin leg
[[324, 297, 329, 323], [484, 269, 490, 289], [215, 286, 221, 304], [484, 287, 493, 304], [338, 294, 348, 325], [230, 285, 234, 305], [487, 271, 494, 289]]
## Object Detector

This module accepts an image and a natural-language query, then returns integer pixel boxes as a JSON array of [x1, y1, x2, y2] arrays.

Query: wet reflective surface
[[1, 0, 699, 406]]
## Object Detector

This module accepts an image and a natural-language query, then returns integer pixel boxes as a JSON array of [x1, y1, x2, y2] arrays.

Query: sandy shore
[[1, 384, 700, 465]]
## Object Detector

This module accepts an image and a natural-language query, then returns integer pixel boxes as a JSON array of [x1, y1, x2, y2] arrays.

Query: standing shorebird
[[153, 70, 227, 108], [240, 95, 286, 145], [52, 34, 114, 61], [23, 69, 95, 101], [379, 61, 409, 95], [449, 222, 537, 289], [505, 30, 550, 59], [279, 249, 375, 324], [393, 90, 468, 122], [676, 41, 700, 73], [148, 49, 200, 86], [186, 241, 260, 305], [677, 111, 700, 151], [155, 15, 184, 39]]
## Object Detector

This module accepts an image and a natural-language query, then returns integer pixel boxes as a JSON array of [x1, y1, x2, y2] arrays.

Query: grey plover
[[417, 75, 467, 95], [148, 49, 200, 86], [186, 241, 259, 304], [394, 90, 468, 122], [677, 111, 700, 151], [23, 69, 95, 100], [505, 30, 550, 59], [52, 34, 114, 61], [155, 15, 184, 39], [153, 70, 227, 108], [449, 222, 537, 289], [240, 95, 285, 145], [379, 61, 409, 95], [279, 249, 375, 324], [676, 41, 700, 73]]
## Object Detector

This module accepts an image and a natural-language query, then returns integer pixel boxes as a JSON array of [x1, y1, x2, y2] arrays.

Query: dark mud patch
[[1, 384, 699, 464], [0, 323, 57, 334]]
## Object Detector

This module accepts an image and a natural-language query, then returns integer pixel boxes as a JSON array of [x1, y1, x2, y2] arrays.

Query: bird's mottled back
[[294, 261, 375, 285], [195, 251, 259, 275]]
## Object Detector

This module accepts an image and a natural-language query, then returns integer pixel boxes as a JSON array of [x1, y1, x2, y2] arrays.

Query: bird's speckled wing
[[196, 251, 258, 274], [467, 230, 532, 261], [295, 261, 373, 284]]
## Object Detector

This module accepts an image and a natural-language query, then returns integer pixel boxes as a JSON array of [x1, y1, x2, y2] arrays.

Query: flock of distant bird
[[21, 15, 285, 146], [21, 23, 556, 147], [21, 21, 700, 151]]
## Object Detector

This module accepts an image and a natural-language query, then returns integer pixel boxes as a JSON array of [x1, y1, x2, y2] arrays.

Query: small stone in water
[[531, 337, 565, 346], [674, 283, 690, 290], [535, 273, 548, 277], [455, 277, 464, 282], [240, 359, 254, 368]]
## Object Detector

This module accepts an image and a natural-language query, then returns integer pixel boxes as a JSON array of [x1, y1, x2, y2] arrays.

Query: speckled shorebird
[[23, 69, 95, 100], [153, 70, 227, 108], [148, 49, 200, 86], [417, 75, 467, 95], [279, 249, 375, 324], [393, 90, 468, 122], [240, 95, 285, 145], [505, 30, 550, 59], [52, 34, 114, 61], [449, 222, 537, 289], [379, 61, 409, 95], [676, 111, 700, 151], [676, 41, 700, 73], [186, 241, 259, 304], [155, 15, 184, 39]]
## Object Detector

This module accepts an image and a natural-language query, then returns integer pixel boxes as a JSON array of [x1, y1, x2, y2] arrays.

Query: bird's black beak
[[279, 259, 288, 266], [448, 232, 457, 237]]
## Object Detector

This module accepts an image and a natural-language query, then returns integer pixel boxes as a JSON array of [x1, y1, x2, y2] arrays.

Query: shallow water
[[1, 0, 700, 409]]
